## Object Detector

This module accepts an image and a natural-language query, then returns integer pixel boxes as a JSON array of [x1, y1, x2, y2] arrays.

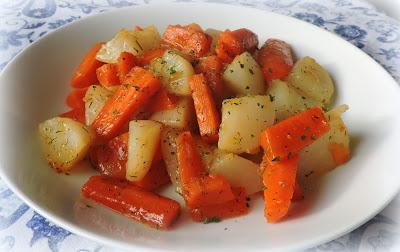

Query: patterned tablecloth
[[0, 0, 399, 251]]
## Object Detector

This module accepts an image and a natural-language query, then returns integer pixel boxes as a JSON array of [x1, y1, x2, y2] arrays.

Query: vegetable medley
[[38, 23, 351, 229]]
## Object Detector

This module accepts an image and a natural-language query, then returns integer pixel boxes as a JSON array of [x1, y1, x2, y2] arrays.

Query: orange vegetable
[[262, 154, 298, 223], [59, 107, 85, 124], [190, 187, 248, 222], [71, 43, 104, 88], [66, 87, 88, 109], [137, 48, 165, 66], [215, 28, 258, 63], [148, 88, 179, 114], [194, 55, 224, 101], [260, 107, 330, 162], [117, 52, 137, 82], [92, 67, 161, 141], [189, 74, 220, 143], [257, 39, 294, 80], [292, 180, 304, 201], [183, 174, 235, 208], [81, 176, 181, 229], [329, 143, 350, 165], [176, 131, 207, 185], [132, 160, 171, 191], [161, 24, 211, 58], [96, 64, 120, 87]]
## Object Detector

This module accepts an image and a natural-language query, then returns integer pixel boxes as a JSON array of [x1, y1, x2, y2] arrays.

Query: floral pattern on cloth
[[0, 0, 399, 252]]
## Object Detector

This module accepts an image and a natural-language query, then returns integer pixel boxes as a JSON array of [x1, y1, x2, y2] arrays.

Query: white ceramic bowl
[[0, 3, 399, 252]]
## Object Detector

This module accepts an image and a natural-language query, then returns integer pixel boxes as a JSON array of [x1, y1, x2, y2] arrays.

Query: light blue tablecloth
[[0, 1, 399, 251]]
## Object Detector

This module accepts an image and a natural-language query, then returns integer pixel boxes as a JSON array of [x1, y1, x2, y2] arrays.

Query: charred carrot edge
[[59, 107, 85, 124], [260, 107, 330, 162], [257, 39, 294, 80], [329, 143, 350, 165], [190, 187, 248, 222], [71, 43, 104, 88], [189, 74, 220, 143], [183, 174, 235, 208], [176, 131, 207, 185], [262, 154, 298, 223], [81, 176, 181, 229], [92, 67, 161, 141], [66, 87, 88, 109], [117, 52, 137, 82], [194, 55, 224, 102], [96, 64, 120, 87], [137, 48, 165, 66]]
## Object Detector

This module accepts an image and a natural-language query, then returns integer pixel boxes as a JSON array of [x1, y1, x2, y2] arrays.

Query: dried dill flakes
[[203, 216, 221, 224], [271, 156, 280, 162], [269, 94, 275, 102]]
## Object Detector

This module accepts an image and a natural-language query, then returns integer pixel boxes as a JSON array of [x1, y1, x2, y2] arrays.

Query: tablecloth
[[0, 0, 399, 251]]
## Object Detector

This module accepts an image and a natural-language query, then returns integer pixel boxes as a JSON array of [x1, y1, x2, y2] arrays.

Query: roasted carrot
[[183, 174, 235, 208], [194, 55, 224, 101], [117, 52, 137, 82], [329, 143, 350, 165], [59, 107, 85, 124], [148, 89, 179, 114], [292, 180, 304, 201], [257, 39, 294, 80], [92, 67, 161, 141], [71, 43, 104, 88], [133, 160, 171, 191], [190, 187, 248, 222], [89, 133, 129, 180], [137, 48, 165, 66], [66, 87, 88, 109], [215, 28, 258, 63], [176, 131, 207, 185], [96, 64, 120, 87], [161, 24, 211, 58], [262, 154, 298, 223], [81, 176, 181, 229], [260, 107, 330, 162], [189, 74, 220, 143]]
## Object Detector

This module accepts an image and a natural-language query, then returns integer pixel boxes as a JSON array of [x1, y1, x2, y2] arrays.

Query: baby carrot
[[194, 55, 224, 101], [117, 52, 137, 82], [66, 87, 88, 109], [96, 64, 120, 87]]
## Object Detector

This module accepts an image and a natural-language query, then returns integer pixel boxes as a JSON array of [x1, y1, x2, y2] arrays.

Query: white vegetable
[[298, 105, 350, 180], [194, 136, 217, 171], [210, 150, 263, 195], [84, 85, 113, 125], [218, 95, 275, 154], [160, 127, 182, 194], [96, 26, 161, 63], [267, 80, 321, 121], [286, 56, 334, 104], [150, 97, 194, 129], [38, 117, 94, 172], [149, 50, 195, 96], [223, 52, 265, 95], [126, 120, 162, 181], [205, 28, 222, 53]]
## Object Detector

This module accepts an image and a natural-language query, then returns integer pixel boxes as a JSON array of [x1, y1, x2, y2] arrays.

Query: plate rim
[[0, 2, 399, 251]]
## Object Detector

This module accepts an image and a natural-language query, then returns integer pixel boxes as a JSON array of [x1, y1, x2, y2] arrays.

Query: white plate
[[0, 3, 399, 252]]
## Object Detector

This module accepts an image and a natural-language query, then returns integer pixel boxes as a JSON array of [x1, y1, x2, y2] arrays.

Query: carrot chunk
[[257, 39, 294, 80], [262, 154, 298, 223], [161, 24, 211, 58], [117, 52, 137, 82], [215, 28, 258, 63], [96, 64, 120, 87], [183, 174, 235, 208], [66, 87, 88, 109], [81, 176, 181, 229], [71, 43, 104, 88], [148, 89, 179, 114], [92, 67, 160, 141], [194, 55, 224, 101], [59, 107, 85, 124], [137, 48, 165, 66], [190, 187, 248, 222], [260, 107, 330, 162], [189, 74, 220, 143]]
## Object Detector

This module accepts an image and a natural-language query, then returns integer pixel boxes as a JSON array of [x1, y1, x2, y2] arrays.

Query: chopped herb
[[249, 69, 254, 74], [135, 39, 143, 50], [271, 156, 280, 162], [245, 86, 250, 90], [168, 66, 177, 74], [269, 94, 275, 102], [203, 216, 221, 224], [305, 171, 314, 178], [229, 69, 234, 73], [133, 85, 140, 91], [287, 152, 292, 159], [250, 134, 255, 138], [161, 59, 167, 64], [170, 151, 175, 155], [322, 105, 329, 113], [192, 59, 199, 66], [123, 83, 130, 88], [239, 63, 244, 68], [268, 67, 273, 73], [301, 96, 306, 100], [246, 197, 251, 201], [300, 135, 307, 141]]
